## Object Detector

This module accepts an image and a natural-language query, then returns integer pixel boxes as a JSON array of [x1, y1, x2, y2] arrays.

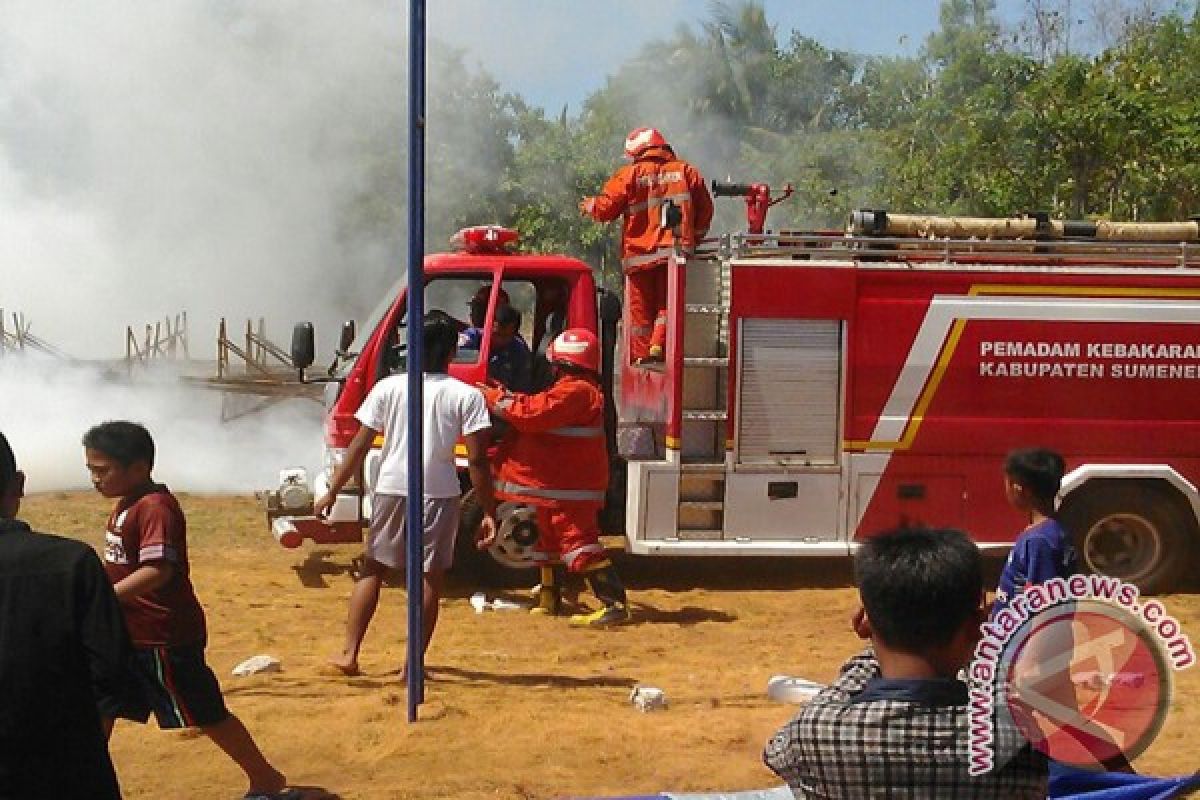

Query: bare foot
[[245, 766, 288, 796], [325, 657, 361, 677]]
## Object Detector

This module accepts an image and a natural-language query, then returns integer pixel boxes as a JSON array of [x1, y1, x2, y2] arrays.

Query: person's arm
[[765, 644, 877, 793], [313, 424, 377, 518], [817, 647, 878, 702], [113, 562, 174, 603], [581, 169, 632, 222], [763, 649, 875, 794], [489, 382, 593, 434], [112, 500, 181, 603], [74, 547, 135, 721], [463, 429, 499, 550]]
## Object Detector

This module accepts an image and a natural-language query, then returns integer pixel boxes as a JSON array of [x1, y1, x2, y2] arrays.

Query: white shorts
[[367, 494, 461, 572]]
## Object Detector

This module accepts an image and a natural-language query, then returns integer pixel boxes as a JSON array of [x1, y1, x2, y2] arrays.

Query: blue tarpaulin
[[1048, 762, 1200, 799], [572, 766, 1200, 800]]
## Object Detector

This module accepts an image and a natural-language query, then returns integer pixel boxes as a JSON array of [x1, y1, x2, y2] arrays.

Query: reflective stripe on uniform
[[621, 248, 675, 270], [547, 426, 604, 438], [625, 191, 695, 216], [562, 542, 605, 567], [496, 481, 606, 502]]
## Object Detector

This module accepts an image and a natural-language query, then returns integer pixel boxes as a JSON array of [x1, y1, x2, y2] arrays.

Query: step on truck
[[261, 211, 1200, 594]]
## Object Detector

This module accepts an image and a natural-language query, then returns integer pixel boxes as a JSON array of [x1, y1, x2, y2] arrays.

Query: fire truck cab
[[262, 225, 612, 578], [264, 213, 1200, 594]]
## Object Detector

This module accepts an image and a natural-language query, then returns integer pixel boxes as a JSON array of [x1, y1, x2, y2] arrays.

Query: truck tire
[[453, 490, 537, 588], [1061, 484, 1194, 595]]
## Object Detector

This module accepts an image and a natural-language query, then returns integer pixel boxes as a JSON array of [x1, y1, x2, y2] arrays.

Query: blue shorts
[[121, 643, 230, 729]]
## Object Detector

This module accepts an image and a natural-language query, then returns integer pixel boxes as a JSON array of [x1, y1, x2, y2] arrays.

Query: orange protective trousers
[[626, 267, 668, 361], [534, 503, 607, 573]]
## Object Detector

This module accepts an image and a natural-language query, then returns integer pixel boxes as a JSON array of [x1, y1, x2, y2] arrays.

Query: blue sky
[[432, 1, 1024, 112]]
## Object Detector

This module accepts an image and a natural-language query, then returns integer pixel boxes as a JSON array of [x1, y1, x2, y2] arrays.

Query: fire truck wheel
[[1063, 485, 1194, 595], [453, 490, 538, 589]]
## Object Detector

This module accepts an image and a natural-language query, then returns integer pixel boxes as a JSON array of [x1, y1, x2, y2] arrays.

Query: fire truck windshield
[[346, 275, 407, 365]]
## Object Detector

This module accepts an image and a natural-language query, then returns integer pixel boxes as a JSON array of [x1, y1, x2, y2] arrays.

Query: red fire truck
[[262, 211, 1200, 593]]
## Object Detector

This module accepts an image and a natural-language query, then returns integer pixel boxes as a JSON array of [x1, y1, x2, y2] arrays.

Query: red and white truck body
[[620, 214, 1200, 592]]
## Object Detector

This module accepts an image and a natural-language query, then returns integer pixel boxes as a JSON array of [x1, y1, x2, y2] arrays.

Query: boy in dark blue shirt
[[990, 448, 1137, 771], [992, 447, 1078, 618]]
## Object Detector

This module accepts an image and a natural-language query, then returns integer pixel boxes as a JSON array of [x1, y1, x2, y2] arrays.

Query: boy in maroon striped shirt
[[85, 420, 299, 800]]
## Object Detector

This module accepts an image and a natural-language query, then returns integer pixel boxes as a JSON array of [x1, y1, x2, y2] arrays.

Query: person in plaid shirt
[[764, 528, 1048, 799]]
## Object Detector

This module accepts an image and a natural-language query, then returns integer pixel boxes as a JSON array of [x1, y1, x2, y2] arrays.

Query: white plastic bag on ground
[[232, 654, 281, 676], [766, 675, 824, 704]]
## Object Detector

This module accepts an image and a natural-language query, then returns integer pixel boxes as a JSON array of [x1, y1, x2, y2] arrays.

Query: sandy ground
[[21, 491, 1200, 800]]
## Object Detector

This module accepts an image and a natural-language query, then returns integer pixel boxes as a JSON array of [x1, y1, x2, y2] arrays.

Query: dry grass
[[20, 492, 1200, 799]]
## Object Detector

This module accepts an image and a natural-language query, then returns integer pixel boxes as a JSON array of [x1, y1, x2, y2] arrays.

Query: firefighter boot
[[569, 560, 630, 627], [645, 310, 667, 362], [530, 565, 562, 616]]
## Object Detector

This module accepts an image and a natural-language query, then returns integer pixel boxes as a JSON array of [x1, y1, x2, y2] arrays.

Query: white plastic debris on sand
[[766, 675, 825, 704], [232, 654, 281, 677], [469, 592, 529, 613], [630, 685, 668, 712]]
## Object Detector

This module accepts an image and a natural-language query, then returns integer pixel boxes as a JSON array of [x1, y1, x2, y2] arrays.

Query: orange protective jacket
[[486, 373, 608, 508], [588, 145, 714, 273]]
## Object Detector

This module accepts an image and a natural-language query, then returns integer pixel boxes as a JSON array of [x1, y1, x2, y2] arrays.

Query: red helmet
[[623, 126, 667, 159], [546, 328, 600, 373]]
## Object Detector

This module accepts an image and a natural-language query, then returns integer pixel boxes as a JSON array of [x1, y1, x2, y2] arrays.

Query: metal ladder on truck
[[673, 245, 731, 541]]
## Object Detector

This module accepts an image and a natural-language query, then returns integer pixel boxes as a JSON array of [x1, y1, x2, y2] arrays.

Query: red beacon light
[[451, 225, 520, 254]]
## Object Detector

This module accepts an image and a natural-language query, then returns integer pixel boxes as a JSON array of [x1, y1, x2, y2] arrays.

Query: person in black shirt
[[0, 430, 132, 800]]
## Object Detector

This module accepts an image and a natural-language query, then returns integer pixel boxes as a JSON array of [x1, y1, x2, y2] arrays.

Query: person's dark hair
[[422, 310, 459, 372], [1005, 447, 1065, 505], [494, 305, 521, 330], [81, 421, 155, 469], [0, 432, 16, 497], [855, 528, 983, 652]]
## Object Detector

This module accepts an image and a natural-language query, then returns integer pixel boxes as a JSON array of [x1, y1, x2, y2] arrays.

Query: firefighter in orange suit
[[580, 127, 714, 363], [480, 329, 630, 626]]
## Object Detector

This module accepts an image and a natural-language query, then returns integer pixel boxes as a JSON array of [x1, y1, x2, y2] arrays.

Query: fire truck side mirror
[[338, 320, 356, 354], [291, 322, 316, 372]]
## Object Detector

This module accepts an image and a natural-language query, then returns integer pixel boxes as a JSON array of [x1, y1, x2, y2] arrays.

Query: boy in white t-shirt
[[314, 311, 497, 676]]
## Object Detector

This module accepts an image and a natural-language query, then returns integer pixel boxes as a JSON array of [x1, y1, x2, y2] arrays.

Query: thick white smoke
[[0, 354, 323, 493], [0, 3, 411, 490], [0, 2, 413, 355]]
